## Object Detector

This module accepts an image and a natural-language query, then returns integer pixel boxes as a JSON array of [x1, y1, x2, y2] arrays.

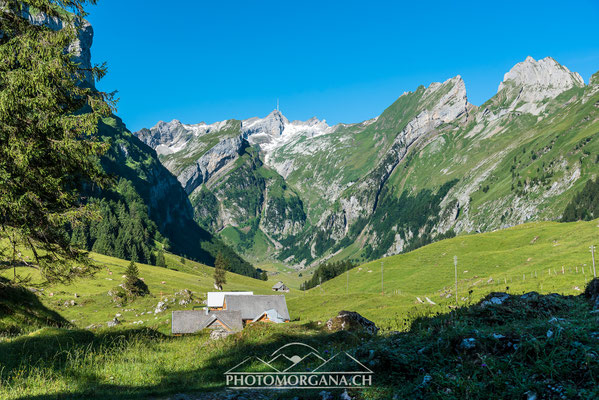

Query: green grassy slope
[[0, 251, 274, 333], [288, 219, 599, 328]]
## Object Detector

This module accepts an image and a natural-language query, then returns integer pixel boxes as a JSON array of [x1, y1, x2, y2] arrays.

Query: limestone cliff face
[[319, 76, 471, 241], [485, 56, 585, 117], [23, 8, 95, 88], [177, 136, 245, 194]]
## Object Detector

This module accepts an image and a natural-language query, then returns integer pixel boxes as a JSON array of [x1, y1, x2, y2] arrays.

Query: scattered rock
[[175, 289, 194, 306], [210, 330, 231, 340], [326, 311, 378, 335], [155, 300, 168, 314], [115, 313, 122, 318], [547, 329, 554, 338], [319, 390, 332, 400], [107, 317, 121, 327], [63, 299, 76, 307], [460, 338, 476, 350], [480, 292, 509, 307], [526, 391, 537, 400], [492, 333, 505, 340], [340, 389, 352, 400], [422, 374, 432, 386]]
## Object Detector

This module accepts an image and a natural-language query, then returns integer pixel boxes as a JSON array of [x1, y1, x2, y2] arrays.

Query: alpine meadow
[[2, 1, 599, 399]]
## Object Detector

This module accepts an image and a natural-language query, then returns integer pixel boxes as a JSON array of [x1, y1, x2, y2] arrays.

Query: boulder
[[154, 300, 168, 314], [460, 338, 476, 350], [107, 317, 121, 328], [210, 330, 232, 340], [63, 299, 76, 307], [480, 292, 510, 307], [326, 311, 378, 335]]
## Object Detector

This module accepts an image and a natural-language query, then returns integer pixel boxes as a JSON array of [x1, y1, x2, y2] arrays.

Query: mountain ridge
[[134, 56, 599, 268]]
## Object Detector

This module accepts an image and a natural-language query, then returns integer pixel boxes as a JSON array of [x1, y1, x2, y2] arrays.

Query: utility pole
[[381, 261, 384, 295], [454, 256, 458, 307], [591, 245, 597, 278]]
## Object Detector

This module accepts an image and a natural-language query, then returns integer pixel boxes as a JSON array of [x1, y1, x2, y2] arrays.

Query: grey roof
[[224, 295, 290, 321], [171, 310, 242, 334], [272, 281, 287, 289], [252, 308, 287, 324]]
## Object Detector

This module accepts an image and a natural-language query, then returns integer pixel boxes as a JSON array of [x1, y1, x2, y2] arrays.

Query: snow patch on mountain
[[240, 110, 335, 162]]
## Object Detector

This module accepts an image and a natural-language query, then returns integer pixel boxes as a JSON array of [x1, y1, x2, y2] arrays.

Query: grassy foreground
[[1, 287, 598, 399]]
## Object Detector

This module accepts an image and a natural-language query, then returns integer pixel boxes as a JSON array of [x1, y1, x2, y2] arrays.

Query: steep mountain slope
[[136, 57, 599, 268], [36, 15, 261, 278], [72, 115, 260, 277]]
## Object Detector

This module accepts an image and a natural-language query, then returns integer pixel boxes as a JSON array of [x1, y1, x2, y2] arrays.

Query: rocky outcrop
[[177, 136, 244, 194], [493, 56, 584, 116], [23, 7, 95, 88], [326, 310, 379, 335], [242, 110, 288, 143], [319, 76, 470, 242]]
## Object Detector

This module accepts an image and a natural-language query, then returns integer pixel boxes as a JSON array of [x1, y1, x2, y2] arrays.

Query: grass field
[[0, 250, 274, 334], [2, 219, 597, 332], [2, 219, 599, 398], [288, 219, 599, 328]]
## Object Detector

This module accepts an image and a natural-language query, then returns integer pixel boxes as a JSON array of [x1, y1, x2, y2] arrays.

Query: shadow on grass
[[3, 284, 599, 400], [1, 321, 364, 400], [0, 279, 70, 336]]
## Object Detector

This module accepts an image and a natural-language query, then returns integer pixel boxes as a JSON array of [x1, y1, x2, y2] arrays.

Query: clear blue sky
[[86, 0, 599, 132]]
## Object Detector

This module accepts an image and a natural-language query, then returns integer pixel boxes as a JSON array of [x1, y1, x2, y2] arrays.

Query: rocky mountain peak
[[495, 57, 584, 115], [484, 57, 586, 117], [242, 110, 289, 140], [422, 75, 470, 123], [499, 56, 584, 91]]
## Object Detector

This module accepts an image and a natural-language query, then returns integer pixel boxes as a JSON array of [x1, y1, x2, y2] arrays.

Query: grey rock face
[[321, 76, 470, 240], [496, 56, 584, 115], [24, 9, 95, 88], [177, 136, 244, 194], [242, 110, 288, 143]]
